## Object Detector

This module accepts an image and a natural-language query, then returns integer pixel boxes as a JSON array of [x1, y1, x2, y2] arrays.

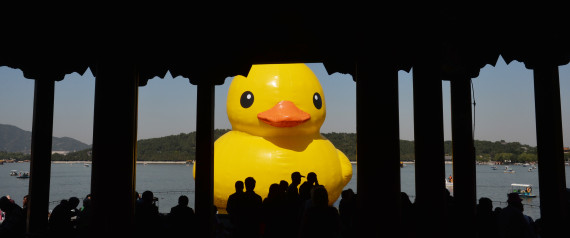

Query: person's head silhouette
[[268, 183, 279, 198], [291, 171, 304, 184], [142, 190, 154, 204], [478, 197, 493, 212], [279, 180, 289, 192], [235, 180, 244, 192], [342, 189, 355, 200], [307, 172, 317, 184], [311, 185, 328, 207], [178, 195, 189, 207], [507, 192, 523, 211], [245, 177, 256, 192], [68, 197, 80, 209]]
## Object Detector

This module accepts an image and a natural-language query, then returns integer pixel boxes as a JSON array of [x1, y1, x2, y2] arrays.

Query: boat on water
[[504, 166, 515, 173], [445, 179, 453, 188], [9, 170, 18, 176], [16, 171, 30, 179], [445, 175, 453, 189], [510, 183, 537, 198], [491, 165, 498, 170]]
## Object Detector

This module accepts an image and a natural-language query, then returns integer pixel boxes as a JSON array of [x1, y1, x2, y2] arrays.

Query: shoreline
[[51, 161, 190, 164]]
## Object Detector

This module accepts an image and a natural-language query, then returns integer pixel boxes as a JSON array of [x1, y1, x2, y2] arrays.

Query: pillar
[[194, 81, 215, 238], [90, 61, 138, 237], [356, 62, 401, 237], [413, 62, 447, 237], [533, 64, 567, 238], [450, 75, 476, 237], [27, 79, 55, 236]]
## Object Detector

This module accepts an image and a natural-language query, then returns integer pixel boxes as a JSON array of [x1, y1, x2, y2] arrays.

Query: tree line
[[3, 130, 569, 163]]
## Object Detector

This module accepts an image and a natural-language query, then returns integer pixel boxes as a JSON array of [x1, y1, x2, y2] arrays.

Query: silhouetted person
[[496, 193, 536, 238], [167, 195, 195, 236], [235, 177, 262, 238], [284, 172, 304, 237], [68, 197, 80, 229], [227, 180, 244, 228], [48, 199, 76, 238], [444, 188, 458, 237], [21, 194, 29, 221], [476, 197, 499, 238], [298, 185, 341, 238], [278, 180, 289, 200], [262, 183, 286, 238], [135, 191, 142, 206], [135, 190, 161, 238], [0, 196, 25, 238], [339, 189, 357, 238], [76, 194, 92, 238], [299, 172, 319, 202], [287, 172, 304, 200], [400, 192, 417, 238]]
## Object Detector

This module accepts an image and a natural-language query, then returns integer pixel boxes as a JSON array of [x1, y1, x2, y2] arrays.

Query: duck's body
[[213, 130, 352, 209], [194, 63, 353, 212]]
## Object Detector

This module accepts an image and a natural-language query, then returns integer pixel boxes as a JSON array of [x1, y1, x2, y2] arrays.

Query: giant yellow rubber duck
[[194, 63, 352, 212]]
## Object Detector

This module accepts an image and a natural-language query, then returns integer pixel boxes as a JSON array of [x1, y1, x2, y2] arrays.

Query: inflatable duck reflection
[[194, 63, 353, 212]]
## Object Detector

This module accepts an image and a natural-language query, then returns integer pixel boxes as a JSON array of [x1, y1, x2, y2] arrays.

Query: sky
[[0, 57, 569, 147]]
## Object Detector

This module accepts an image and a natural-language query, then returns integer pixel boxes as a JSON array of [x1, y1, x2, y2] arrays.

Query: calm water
[[1, 162, 569, 220]]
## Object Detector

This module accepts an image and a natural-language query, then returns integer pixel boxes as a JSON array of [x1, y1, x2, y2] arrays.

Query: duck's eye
[[240, 91, 254, 108], [313, 92, 322, 109]]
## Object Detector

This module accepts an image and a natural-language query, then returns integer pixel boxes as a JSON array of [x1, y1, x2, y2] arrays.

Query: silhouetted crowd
[[1, 173, 570, 238], [224, 172, 350, 238]]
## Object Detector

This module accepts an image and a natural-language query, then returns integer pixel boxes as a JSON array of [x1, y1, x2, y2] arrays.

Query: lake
[[1, 162, 568, 220]]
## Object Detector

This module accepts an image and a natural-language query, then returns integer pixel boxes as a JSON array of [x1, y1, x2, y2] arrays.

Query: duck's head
[[227, 63, 326, 137]]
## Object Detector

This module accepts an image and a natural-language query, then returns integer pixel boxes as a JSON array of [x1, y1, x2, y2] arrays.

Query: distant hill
[[5, 125, 547, 163], [0, 124, 90, 153]]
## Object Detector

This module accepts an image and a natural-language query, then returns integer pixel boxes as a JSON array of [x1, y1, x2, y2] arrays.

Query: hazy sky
[[1, 57, 569, 147]]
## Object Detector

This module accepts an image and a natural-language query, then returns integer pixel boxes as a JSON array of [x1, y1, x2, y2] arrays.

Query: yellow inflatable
[[194, 63, 353, 212]]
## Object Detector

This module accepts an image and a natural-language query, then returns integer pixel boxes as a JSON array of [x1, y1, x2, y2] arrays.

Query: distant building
[[564, 147, 570, 153], [51, 151, 70, 155]]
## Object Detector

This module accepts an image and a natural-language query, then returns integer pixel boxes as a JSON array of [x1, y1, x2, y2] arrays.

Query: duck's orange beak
[[257, 100, 311, 127]]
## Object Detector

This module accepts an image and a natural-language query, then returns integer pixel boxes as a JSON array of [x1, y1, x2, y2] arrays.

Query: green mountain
[[3, 125, 549, 163], [49, 130, 547, 163], [0, 124, 90, 153]]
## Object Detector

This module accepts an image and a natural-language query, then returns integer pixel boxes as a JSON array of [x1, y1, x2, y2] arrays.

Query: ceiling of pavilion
[[0, 4, 567, 86]]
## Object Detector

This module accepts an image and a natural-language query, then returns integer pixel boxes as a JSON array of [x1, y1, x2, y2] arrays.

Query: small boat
[[84, 163, 90, 167], [16, 171, 30, 179], [504, 166, 515, 173], [445, 179, 453, 189], [9, 170, 18, 176], [510, 183, 537, 198], [445, 175, 453, 189], [491, 166, 498, 170]]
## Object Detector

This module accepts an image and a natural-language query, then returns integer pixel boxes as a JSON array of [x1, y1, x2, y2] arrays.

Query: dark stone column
[[27, 79, 55, 236], [450, 75, 476, 238], [533, 64, 567, 238], [413, 62, 447, 237], [355, 62, 401, 237], [194, 81, 215, 238], [90, 62, 138, 237]]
